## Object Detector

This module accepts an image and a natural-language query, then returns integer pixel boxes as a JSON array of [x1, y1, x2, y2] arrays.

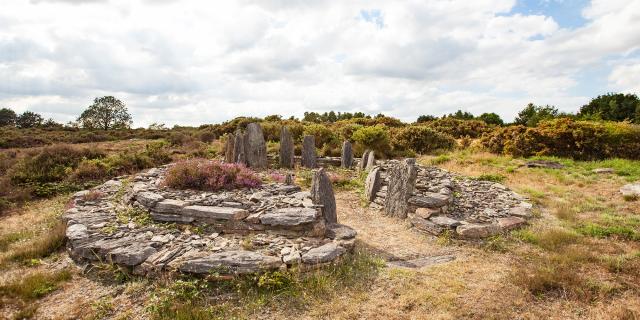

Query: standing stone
[[233, 129, 246, 165], [244, 123, 268, 169], [364, 166, 382, 202], [365, 151, 376, 171], [311, 168, 337, 223], [341, 141, 353, 169], [279, 126, 295, 169], [284, 174, 294, 185], [302, 135, 317, 169], [224, 133, 235, 163], [384, 158, 418, 219], [359, 150, 371, 170]]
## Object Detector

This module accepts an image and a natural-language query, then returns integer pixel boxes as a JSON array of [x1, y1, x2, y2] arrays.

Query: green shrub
[[391, 126, 455, 154], [351, 125, 391, 155], [303, 124, 339, 148], [426, 118, 491, 138]]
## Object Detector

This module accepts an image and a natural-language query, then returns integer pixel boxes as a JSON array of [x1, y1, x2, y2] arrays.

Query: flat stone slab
[[325, 223, 357, 240], [621, 183, 640, 198], [154, 199, 188, 214], [429, 216, 461, 228], [136, 192, 164, 208], [409, 193, 451, 208], [525, 160, 564, 169], [178, 251, 282, 274], [387, 255, 456, 269], [301, 243, 346, 264], [182, 206, 249, 220], [260, 208, 319, 226], [456, 223, 499, 239]]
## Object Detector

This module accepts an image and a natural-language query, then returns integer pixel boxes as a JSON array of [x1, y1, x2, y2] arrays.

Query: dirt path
[[335, 191, 461, 266]]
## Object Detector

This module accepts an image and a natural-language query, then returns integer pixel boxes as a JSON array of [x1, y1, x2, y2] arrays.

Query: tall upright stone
[[364, 166, 382, 202], [302, 135, 317, 169], [244, 123, 268, 170], [384, 158, 418, 219], [279, 126, 295, 169], [365, 151, 376, 171], [233, 129, 246, 165], [311, 168, 337, 224], [341, 141, 353, 169], [359, 150, 371, 170], [224, 133, 235, 163]]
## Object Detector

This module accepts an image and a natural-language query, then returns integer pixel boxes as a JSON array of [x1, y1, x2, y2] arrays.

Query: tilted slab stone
[[311, 168, 337, 223], [244, 122, 268, 169], [301, 135, 317, 168], [182, 206, 249, 221], [341, 141, 353, 169], [456, 223, 500, 239], [279, 126, 295, 169], [259, 207, 319, 226], [384, 158, 418, 218], [136, 192, 164, 208], [364, 166, 382, 202], [154, 199, 188, 214], [301, 243, 346, 264], [179, 251, 282, 274], [409, 193, 451, 209], [410, 217, 444, 235]]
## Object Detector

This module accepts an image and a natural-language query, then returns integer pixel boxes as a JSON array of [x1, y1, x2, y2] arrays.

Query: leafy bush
[[351, 125, 391, 155], [391, 126, 455, 154], [425, 118, 491, 138], [303, 124, 339, 148], [163, 159, 261, 191], [481, 119, 640, 160]]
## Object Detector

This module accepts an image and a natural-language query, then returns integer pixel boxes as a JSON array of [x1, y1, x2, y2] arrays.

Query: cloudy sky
[[1, 0, 639, 127]]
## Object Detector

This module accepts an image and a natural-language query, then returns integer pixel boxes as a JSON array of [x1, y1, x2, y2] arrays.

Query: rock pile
[[365, 159, 532, 239], [64, 166, 356, 277]]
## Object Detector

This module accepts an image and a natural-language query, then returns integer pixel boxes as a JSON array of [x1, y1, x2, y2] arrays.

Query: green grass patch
[[576, 223, 639, 241], [6, 219, 66, 265], [513, 228, 581, 251], [472, 174, 506, 183], [0, 269, 72, 300]]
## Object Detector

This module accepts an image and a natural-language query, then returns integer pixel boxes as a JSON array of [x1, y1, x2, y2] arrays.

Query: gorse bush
[[481, 118, 640, 160], [391, 126, 455, 154], [163, 159, 261, 191], [425, 118, 491, 138], [351, 125, 391, 155]]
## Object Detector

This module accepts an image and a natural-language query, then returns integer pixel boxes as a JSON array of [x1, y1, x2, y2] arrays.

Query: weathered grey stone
[[301, 243, 346, 264], [225, 133, 235, 163], [410, 218, 444, 235], [311, 168, 337, 223], [365, 151, 376, 171], [384, 158, 418, 218], [414, 207, 439, 219], [341, 141, 353, 169], [497, 216, 527, 231], [301, 135, 317, 168], [259, 207, 319, 226], [108, 244, 157, 266], [510, 202, 533, 218], [364, 166, 382, 202], [244, 123, 268, 169], [284, 174, 294, 185], [282, 247, 301, 264], [154, 199, 188, 214], [136, 192, 164, 208], [409, 193, 451, 208], [233, 129, 246, 165], [151, 212, 195, 223], [66, 223, 88, 240], [325, 223, 357, 240], [592, 168, 614, 174], [179, 251, 282, 274], [279, 126, 295, 169], [526, 160, 564, 169], [182, 206, 249, 220], [359, 150, 371, 170], [429, 216, 461, 228], [621, 182, 640, 199], [456, 223, 499, 239]]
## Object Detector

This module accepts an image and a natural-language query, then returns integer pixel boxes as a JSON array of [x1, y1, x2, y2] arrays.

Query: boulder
[[341, 141, 353, 169], [279, 126, 295, 169], [384, 158, 418, 218], [311, 168, 337, 223], [244, 123, 268, 169], [301, 135, 317, 168], [301, 243, 346, 264]]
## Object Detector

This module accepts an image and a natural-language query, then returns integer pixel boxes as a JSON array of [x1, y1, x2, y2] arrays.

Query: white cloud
[[0, 0, 639, 126]]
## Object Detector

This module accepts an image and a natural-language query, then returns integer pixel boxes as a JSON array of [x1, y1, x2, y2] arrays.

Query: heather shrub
[[164, 159, 261, 191], [391, 126, 455, 154]]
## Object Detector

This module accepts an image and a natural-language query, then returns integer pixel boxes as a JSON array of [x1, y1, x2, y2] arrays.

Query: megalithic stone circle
[[244, 123, 268, 169], [279, 126, 295, 169], [341, 141, 353, 169], [311, 168, 337, 224], [384, 158, 418, 218], [302, 135, 317, 169]]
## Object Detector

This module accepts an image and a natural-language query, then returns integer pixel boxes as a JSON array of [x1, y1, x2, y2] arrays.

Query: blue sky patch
[[360, 9, 384, 28], [510, 0, 589, 29]]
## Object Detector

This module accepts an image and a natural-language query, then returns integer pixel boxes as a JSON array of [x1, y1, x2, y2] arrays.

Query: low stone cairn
[[365, 159, 533, 239], [64, 166, 356, 277]]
